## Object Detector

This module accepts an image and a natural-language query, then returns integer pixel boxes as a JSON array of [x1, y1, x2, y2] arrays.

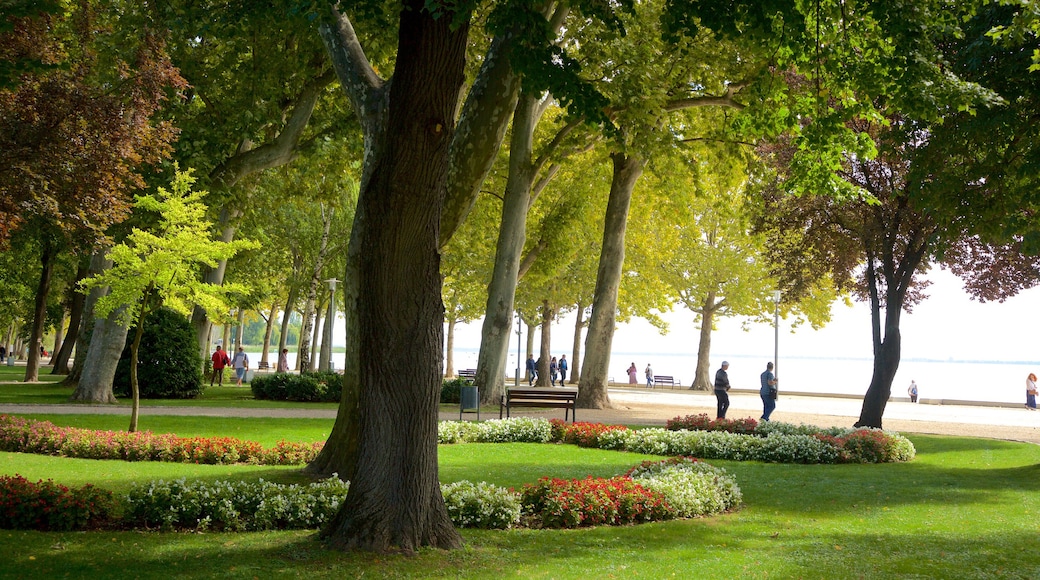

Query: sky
[[446, 266, 1040, 365]]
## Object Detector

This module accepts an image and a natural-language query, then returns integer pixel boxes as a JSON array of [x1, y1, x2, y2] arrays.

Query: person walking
[[627, 363, 638, 384], [714, 361, 731, 419], [231, 346, 250, 387], [526, 355, 537, 386], [908, 380, 919, 403], [1026, 374, 1037, 410], [277, 348, 289, 373], [645, 364, 654, 389], [210, 345, 230, 386], [760, 362, 777, 421], [559, 355, 568, 384], [549, 357, 559, 386]]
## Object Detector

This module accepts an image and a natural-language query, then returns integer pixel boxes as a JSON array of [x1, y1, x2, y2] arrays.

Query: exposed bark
[[474, 92, 543, 404], [569, 302, 585, 384], [234, 308, 245, 349], [309, 305, 323, 372], [24, 235, 56, 382], [69, 305, 127, 403], [65, 250, 108, 385], [692, 298, 717, 391], [444, 318, 456, 378], [48, 308, 64, 365], [278, 285, 299, 357], [315, 2, 466, 552], [535, 301, 556, 387], [576, 153, 645, 409], [319, 293, 335, 372], [298, 205, 334, 373], [260, 301, 277, 366], [51, 260, 87, 374]]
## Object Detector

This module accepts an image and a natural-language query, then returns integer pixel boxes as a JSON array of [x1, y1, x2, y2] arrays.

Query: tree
[[0, 3, 185, 381], [82, 170, 254, 431]]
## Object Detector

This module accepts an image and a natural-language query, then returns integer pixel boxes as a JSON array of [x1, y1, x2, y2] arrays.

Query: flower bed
[[0, 475, 115, 531], [0, 415, 321, 465]]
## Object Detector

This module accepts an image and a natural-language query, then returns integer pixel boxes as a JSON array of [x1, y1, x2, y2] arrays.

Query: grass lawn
[[1, 412, 1039, 578]]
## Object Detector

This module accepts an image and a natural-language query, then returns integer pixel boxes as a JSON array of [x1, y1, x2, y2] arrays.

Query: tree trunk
[[319, 294, 334, 372], [693, 297, 717, 391], [24, 236, 56, 382], [70, 305, 127, 403], [525, 320, 536, 382], [535, 301, 556, 387], [317, 1, 466, 553], [444, 318, 456, 378], [309, 305, 323, 372], [261, 301, 277, 366], [48, 308, 64, 365], [65, 250, 108, 386], [298, 206, 334, 373], [51, 260, 88, 375], [576, 153, 645, 409], [278, 286, 298, 356], [569, 302, 584, 384], [128, 302, 151, 433], [234, 308, 245, 348], [474, 91, 541, 403], [855, 265, 907, 428]]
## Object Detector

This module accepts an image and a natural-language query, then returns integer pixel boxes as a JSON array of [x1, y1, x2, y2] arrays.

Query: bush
[[667, 414, 759, 434], [440, 377, 470, 404], [123, 477, 350, 531], [114, 307, 204, 399], [250, 371, 343, 403], [550, 419, 630, 447], [520, 476, 674, 528], [441, 481, 521, 529], [0, 475, 115, 531]]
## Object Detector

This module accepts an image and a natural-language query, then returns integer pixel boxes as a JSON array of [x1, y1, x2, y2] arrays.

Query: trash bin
[[459, 385, 479, 421], [5, 357, 13, 367]]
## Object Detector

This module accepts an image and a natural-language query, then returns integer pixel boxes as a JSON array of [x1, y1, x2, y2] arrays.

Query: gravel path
[[3, 387, 1038, 443]]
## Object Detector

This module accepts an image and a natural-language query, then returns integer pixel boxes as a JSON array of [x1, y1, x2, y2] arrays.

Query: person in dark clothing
[[714, 361, 731, 419], [760, 361, 777, 421], [526, 354, 537, 386]]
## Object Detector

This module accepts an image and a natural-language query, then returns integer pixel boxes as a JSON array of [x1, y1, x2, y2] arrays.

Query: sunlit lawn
[[1, 411, 1039, 578]]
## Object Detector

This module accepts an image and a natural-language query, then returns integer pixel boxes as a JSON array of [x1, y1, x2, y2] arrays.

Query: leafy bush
[[0, 475, 115, 531], [440, 377, 470, 404], [250, 371, 343, 402], [114, 307, 204, 399], [667, 414, 759, 434], [441, 481, 521, 529], [624, 457, 742, 517], [549, 419, 630, 447], [123, 477, 350, 531], [519, 476, 674, 528]]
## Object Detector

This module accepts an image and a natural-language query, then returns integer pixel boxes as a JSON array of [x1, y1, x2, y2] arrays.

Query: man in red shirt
[[210, 345, 230, 386]]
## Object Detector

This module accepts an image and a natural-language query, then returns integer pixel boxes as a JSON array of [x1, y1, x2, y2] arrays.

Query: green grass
[[1, 416, 1039, 578]]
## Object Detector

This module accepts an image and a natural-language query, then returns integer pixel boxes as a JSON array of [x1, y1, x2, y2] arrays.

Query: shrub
[[817, 429, 917, 463], [0, 475, 115, 531], [250, 371, 343, 402], [667, 414, 758, 434], [625, 457, 743, 518], [550, 420, 630, 447], [114, 307, 204, 399], [519, 476, 674, 528], [440, 377, 470, 404], [441, 481, 521, 529], [123, 477, 350, 531]]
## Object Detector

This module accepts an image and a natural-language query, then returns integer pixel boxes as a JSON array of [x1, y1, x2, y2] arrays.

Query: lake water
[[250, 348, 1037, 406]]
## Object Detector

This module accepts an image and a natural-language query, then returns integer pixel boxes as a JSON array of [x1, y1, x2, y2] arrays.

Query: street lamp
[[319, 278, 340, 372], [772, 290, 782, 382]]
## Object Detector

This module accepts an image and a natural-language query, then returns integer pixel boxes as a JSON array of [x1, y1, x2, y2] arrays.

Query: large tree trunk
[[317, 1, 467, 553], [535, 301, 555, 387], [474, 91, 541, 403], [65, 250, 108, 385], [48, 308, 64, 365], [576, 153, 645, 409], [569, 302, 584, 384], [51, 260, 87, 375], [278, 285, 299, 356], [856, 263, 906, 428], [70, 306, 127, 403], [298, 207, 334, 373], [24, 236, 56, 382]]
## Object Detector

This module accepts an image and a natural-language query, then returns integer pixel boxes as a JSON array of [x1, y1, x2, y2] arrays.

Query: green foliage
[[439, 377, 471, 404], [123, 477, 351, 531], [114, 307, 203, 400], [441, 480, 521, 529], [0, 475, 115, 532], [250, 371, 343, 403]]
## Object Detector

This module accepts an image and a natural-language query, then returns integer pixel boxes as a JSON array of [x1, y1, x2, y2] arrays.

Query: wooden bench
[[457, 369, 477, 381], [500, 387, 578, 422], [653, 375, 679, 388], [256, 361, 270, 372]]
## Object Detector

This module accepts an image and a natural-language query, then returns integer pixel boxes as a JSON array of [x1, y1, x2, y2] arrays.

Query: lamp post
[[319, 278, 340, 372], [772, 290, 782, 382]]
